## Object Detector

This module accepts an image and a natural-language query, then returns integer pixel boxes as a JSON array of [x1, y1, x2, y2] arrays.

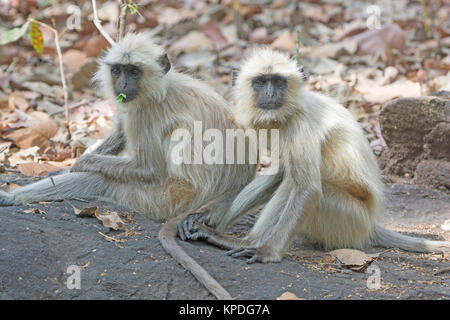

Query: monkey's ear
[[158, 53, 171, 75], [99, 50, 108, 62], [231, 69, 239, 87]]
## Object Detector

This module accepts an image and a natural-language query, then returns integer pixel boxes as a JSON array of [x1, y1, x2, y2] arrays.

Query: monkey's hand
[[178, 213, 208, 241], [227, 246, 282, 264]]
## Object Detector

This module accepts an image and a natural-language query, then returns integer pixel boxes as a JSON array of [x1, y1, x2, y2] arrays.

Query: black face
[[252, 74, 287, 110], [111, 64, 143, 103]]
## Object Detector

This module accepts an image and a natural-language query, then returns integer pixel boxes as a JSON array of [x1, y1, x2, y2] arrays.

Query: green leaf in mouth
[[116, 93, 127, 102]]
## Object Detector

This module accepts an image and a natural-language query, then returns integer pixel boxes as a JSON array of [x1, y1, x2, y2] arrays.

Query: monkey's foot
[[178, 213, 208, 241], [226, 248, 263, 264]]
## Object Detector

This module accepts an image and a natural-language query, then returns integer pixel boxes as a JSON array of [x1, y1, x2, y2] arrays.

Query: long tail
[[374, 224, 450, 253], [0, 173, 110, 206], [159, 215, 232, 300]]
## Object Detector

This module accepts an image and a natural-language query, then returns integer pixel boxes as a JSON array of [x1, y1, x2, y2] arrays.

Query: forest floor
[[0, 174, 448, 300]]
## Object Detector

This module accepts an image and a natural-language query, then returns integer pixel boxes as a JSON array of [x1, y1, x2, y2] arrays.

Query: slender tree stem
[[91, 0, 116, 46], [29, 18, 71, 139]]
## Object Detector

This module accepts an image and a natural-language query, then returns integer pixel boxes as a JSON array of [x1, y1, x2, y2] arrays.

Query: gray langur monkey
[[179, 48, 450, 263], [0, 33, 256, 298]]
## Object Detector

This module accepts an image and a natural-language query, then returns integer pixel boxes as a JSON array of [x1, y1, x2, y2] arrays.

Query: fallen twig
[[434, 266, 450, 275], [50, 177, 79, 212], [98, 231, 125, 248], [49, 99, 94, 116]]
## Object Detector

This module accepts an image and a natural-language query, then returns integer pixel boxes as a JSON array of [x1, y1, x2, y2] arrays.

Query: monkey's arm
[[70, 154, 156, 183], [48, 121, 126, 178], [92, 121, 126, 155], [213, 173, 282, 230]]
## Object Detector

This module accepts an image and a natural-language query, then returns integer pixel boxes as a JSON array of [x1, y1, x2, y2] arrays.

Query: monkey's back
[[162, 72, 257, 222]]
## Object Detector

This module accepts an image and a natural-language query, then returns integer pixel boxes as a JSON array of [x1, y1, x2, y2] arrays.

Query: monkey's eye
[[254, 79, 265, 87], [275, 78, 286, 87], [111, 66, 121, 77], [130, 67, 141, 77]]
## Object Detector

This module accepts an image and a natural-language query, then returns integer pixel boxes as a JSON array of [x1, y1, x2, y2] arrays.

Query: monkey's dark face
[[251, 74, 287, 110], [111, 64, 143, 103]]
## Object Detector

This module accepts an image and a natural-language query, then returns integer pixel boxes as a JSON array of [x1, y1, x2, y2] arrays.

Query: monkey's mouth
[[116, 93, 137, 103], [258, 102, 283, 110]]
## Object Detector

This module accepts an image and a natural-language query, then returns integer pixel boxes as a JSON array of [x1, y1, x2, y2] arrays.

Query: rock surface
[[0, 174, 449, 300], [379, 94, 450, 193]]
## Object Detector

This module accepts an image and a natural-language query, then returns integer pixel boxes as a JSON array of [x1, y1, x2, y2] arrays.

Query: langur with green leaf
[[0, 33, 256, 299]]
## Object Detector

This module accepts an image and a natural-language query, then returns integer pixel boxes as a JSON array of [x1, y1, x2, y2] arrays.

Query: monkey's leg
[[178, 174, 280, 243], [200, 174, 281, 233], [178, 176, 285, 255], [299, 183, 375, 250], [0, 172, 113, 206], [71, 154, 156, 183], [232, 179, 321, 263]]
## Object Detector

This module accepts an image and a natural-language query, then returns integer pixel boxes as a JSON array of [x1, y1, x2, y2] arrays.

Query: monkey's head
[[94, 33, 171, 105], [234, 48, 306, 127]]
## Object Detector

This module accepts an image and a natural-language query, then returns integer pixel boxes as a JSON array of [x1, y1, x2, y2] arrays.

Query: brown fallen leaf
[[121, 212, 134, 224], [95, 210, 126, 231], [327, 248, 378, 271], [17, 162, 62, 177], [8, 91, 29, 112], [169, 31, 214, 57], [7, 146, 40, 167], [310, 40, 357, 59], [199, 20, 228, 51], [353, 23, 405, 55], [50, 177, 127, 231], [24, 208, 45, 214], [277, 291, 305, 300], [271, 30, 296, 51], [0, 182, 21, 192], [75, 206, 98, 217], [157, 7, 196, 25], [4, 119, 59, 150], [356, 78, 421, 104]]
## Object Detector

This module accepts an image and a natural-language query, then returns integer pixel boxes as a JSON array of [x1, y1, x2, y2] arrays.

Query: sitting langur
[[179, 48, 450, 263], [0, 33, 256, 298]]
